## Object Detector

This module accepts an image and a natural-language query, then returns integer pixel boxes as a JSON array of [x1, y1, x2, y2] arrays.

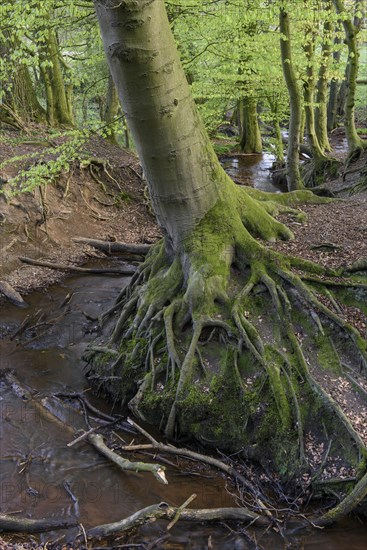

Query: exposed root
[[301, 157, 340, 189], [86, 188, 367, 524]]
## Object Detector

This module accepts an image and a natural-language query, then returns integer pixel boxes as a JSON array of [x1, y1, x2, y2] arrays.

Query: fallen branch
[[167, 493, 197, 530], [73, 237, 151, 256], [2, 373, 168, 489], [0, 514, 77, 533], [86, 502, 268, 538], [18, 256, 136, 275], [125, 419, 273, 518], [0, 281, 28, 308], [88, 433, 168, 484], [343, 258, 367, 273]]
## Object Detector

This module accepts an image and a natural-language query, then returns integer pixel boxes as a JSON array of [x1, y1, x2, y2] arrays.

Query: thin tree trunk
[[303, 31, 328, 161], [327, 35, 342, 131], [39, 62, 56, 126], [315, 9, 332, 151], [46, 29, 75, 126], [332, 0, 364, 152], [104, 74, 120, 144], [279, 9, 304, 190], [238, 97, 262, 153]]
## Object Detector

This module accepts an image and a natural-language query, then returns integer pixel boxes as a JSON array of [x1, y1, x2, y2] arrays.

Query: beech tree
[[279, 7, 304, 190], [332, 0, 365, 153], [89, 0, 367, 521]]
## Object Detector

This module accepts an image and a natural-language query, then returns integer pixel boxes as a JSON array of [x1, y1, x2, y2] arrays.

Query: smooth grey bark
[[279, 9, 304, 190], [94, 0, 223, 249]]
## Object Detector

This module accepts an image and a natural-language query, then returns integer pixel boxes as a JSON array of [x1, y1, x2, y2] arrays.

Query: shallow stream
[[1, 153, 367, 548]]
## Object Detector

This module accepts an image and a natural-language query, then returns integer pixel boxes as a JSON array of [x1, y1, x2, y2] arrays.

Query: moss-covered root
[[316, 469, 367, 526]]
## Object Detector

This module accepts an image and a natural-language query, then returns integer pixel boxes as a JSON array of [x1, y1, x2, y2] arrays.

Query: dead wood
[[0, 281, 28, 307], [0, 513, 77, 533], [2, 373, 168, 487], [86, 502, 268, 539], [18, 256, 136, 275], [73, 237, 151, 256], [343, 258, 367, 273], [125, 419, 273, 519], [88, 433, 168, 484]]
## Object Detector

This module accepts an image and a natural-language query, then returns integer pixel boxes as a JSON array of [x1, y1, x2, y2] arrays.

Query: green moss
[[316, 335, 342, 374], [265, 348, 291, 429]]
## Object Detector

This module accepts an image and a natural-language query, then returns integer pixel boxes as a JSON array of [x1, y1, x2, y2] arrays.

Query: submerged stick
[[0, 514, 77, 533]]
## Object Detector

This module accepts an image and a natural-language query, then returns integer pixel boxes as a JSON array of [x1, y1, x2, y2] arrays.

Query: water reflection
[[221, 153, 284, 193]]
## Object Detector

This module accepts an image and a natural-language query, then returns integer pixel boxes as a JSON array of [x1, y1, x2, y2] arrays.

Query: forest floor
[[0, 125, 367, 548]]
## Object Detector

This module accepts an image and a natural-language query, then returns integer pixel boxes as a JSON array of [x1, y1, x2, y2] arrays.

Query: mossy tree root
[[87, 186, 367, 522]]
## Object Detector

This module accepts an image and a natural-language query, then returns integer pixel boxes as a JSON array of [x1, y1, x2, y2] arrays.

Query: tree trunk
[[95, 0, 223, 248], [332, 0, 364, 152], [0, 33, 46, 124], [104, 74, 120, 144], [238, 97, 262, 153], [303, 31, 328, 162], [39, 27, 75, 127], [92, 0, 367, 520], [315, 12, 332, 152], [279, 9, 304, 190], [327, 36, 342, 131]]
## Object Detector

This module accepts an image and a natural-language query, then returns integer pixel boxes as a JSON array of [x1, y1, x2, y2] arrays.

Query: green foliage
[[0, 130, 90, 194]]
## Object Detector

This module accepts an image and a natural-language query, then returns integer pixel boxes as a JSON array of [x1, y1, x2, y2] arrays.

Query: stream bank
[[1, 130, 367, 548], [2, 269, 367, 549]]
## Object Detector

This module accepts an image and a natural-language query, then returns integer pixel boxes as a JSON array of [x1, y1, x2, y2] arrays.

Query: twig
[[88, 433, 168, 484], [167, 493, 197, 530], [67, 426, 99, 447]]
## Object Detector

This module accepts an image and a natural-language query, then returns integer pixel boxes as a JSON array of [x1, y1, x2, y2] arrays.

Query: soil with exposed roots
[[1, 125, 367, 527], [85, 166, 367, 523]]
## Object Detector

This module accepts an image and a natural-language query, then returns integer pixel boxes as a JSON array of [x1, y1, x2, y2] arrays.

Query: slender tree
[[332, 0, 364, 152], [238, 96, 262, 153], [315, 2, 333, 151], [279, 7, 304, 190]]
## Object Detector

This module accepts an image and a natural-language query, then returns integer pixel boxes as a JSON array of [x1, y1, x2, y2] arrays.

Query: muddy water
[[0, 274, 237, 547]]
